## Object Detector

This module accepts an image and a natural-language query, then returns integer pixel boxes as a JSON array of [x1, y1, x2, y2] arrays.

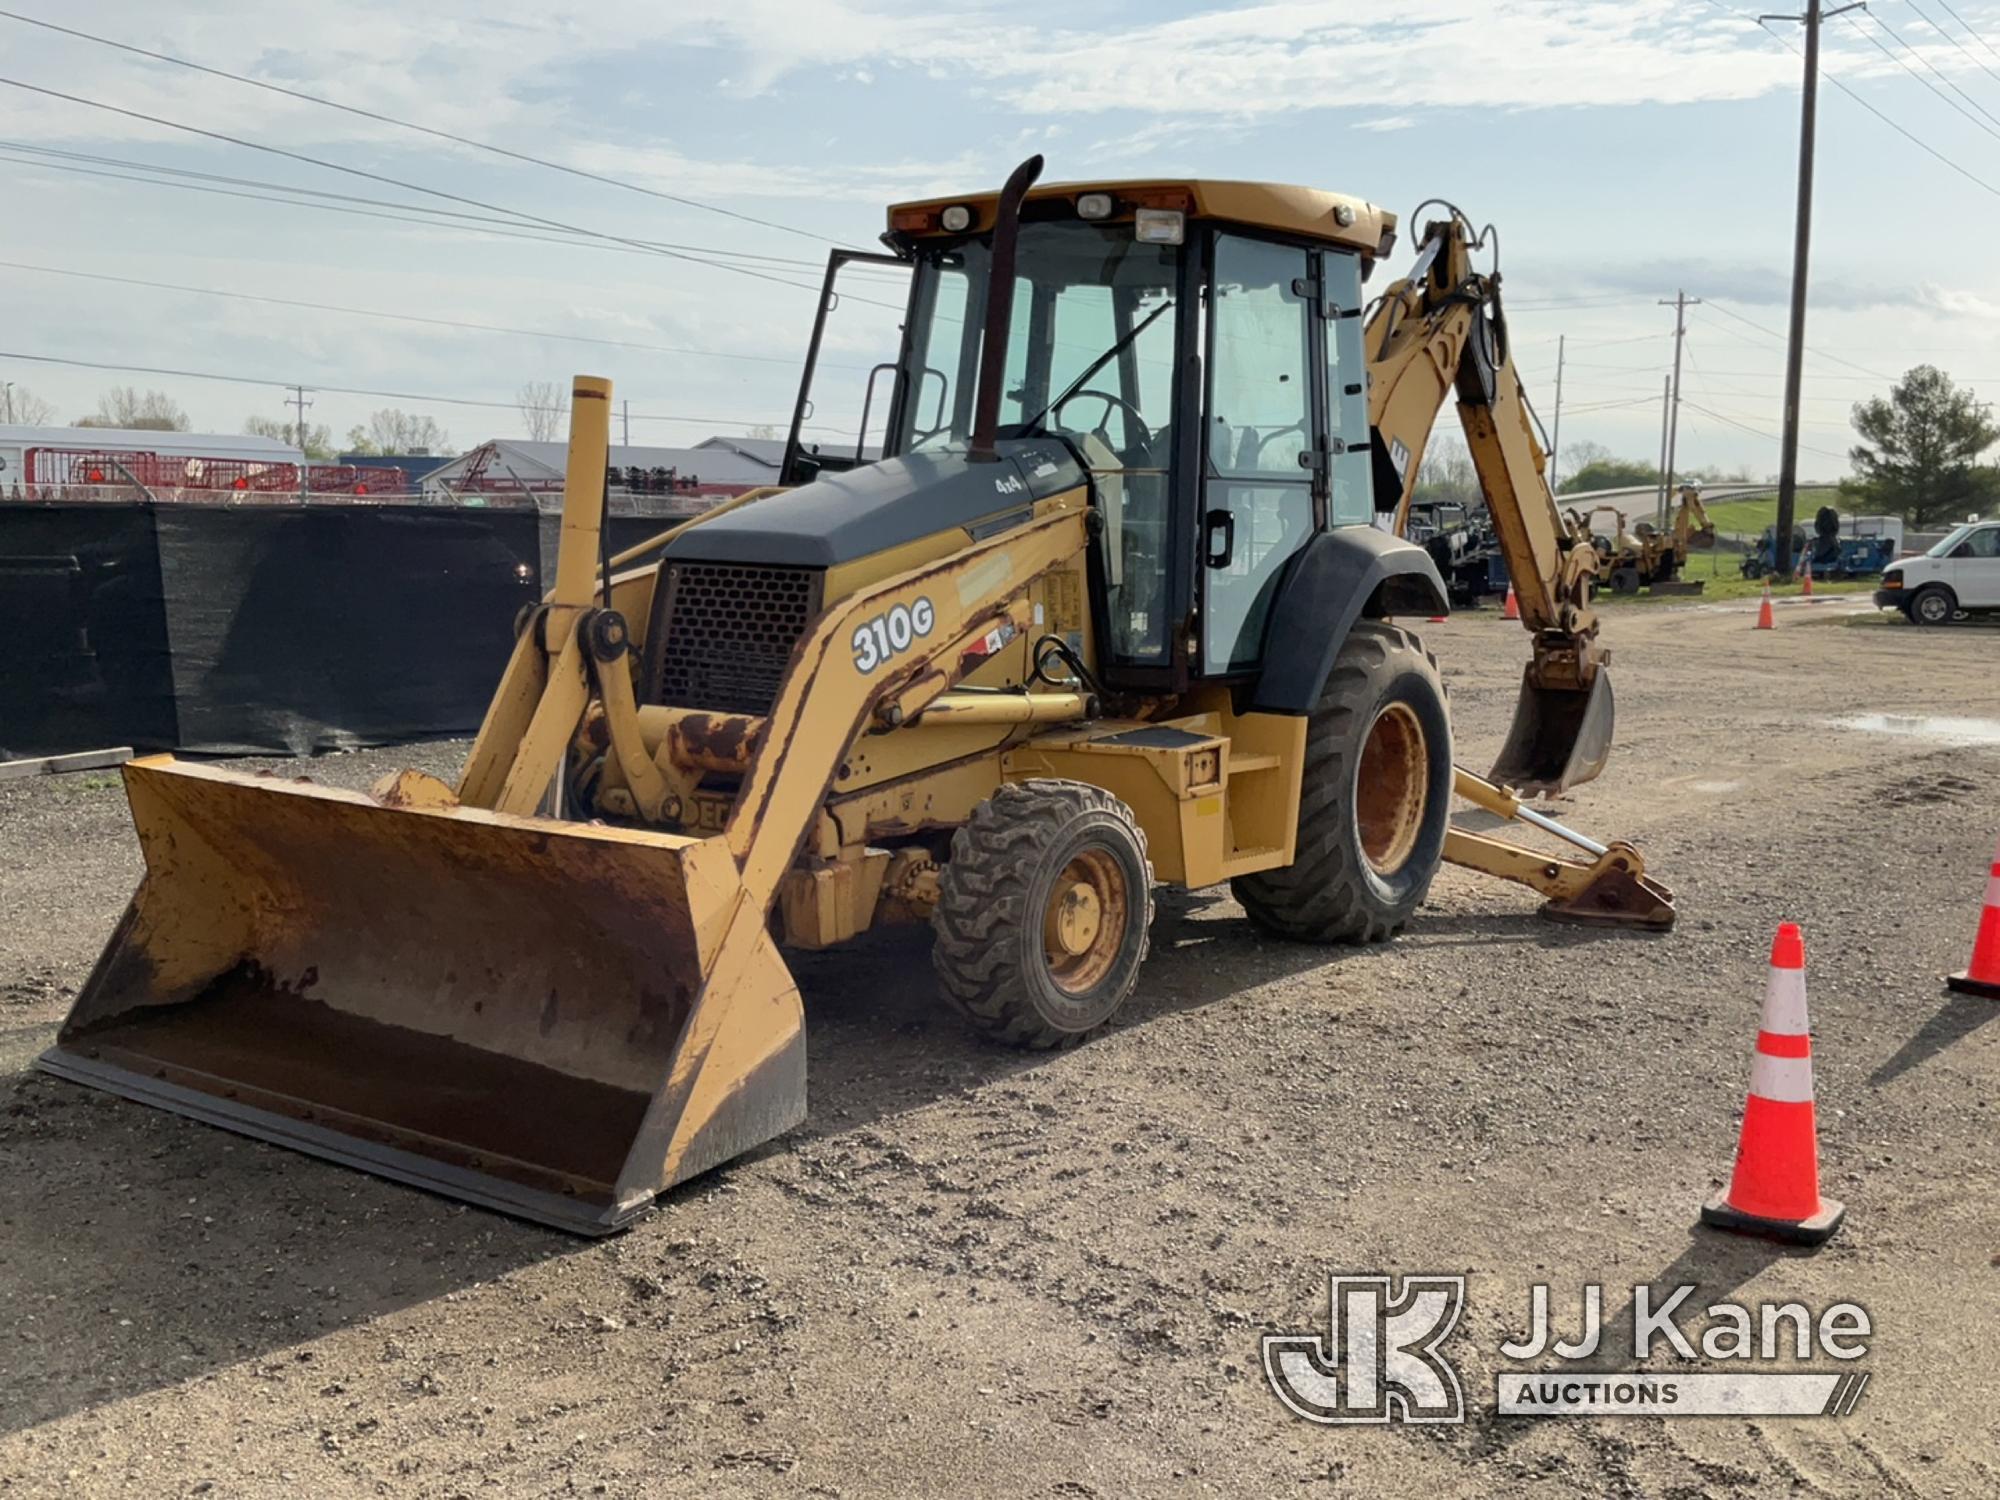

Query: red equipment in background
[[17, 448, 409, 498]]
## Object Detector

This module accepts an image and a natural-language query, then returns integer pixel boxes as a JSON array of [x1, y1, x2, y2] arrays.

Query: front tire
[[932, 781, 1154, 1049], [1232, 622, 1452, 943], [1910, 584, 1957, 626]]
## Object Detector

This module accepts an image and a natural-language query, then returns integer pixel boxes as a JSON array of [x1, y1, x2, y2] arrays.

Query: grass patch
[[1703, 497, 1782, 537]]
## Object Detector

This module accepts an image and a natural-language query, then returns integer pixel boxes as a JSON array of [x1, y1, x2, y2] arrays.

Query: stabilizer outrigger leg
[[1444, 767, 1675, 930]]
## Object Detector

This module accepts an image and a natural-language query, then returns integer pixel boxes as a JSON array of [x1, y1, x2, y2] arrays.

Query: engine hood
[[664, 437, 1087, 569]]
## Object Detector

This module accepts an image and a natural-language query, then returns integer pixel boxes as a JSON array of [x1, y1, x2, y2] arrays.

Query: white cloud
[[1354, 115, 1416, 133], [663, 1, 1818, 115]]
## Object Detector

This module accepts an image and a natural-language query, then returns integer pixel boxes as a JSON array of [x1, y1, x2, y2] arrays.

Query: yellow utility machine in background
[[42, 159, 1670, 1234], [1567, 485, 1715, 595]]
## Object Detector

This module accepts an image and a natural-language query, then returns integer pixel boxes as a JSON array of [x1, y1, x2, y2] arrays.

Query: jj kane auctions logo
[[1264, 1274, 1873, 1423]]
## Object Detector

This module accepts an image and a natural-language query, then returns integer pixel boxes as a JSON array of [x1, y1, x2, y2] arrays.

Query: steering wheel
[[1239, 419, 1311, 471], [1052, 388, 1154, 466]]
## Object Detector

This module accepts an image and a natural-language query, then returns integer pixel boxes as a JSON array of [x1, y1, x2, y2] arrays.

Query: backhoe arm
[[1364, 209, 1613, 793]]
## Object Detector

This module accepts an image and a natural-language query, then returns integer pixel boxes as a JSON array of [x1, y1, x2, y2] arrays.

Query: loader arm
[[1364, 209, 1612, 793]]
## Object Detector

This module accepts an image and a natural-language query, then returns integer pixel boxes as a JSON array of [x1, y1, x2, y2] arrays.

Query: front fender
[[1249, 528, 1448, 715]]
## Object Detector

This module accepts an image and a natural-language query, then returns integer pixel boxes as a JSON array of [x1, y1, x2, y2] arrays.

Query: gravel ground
[[1, 595, 1996, 1498]]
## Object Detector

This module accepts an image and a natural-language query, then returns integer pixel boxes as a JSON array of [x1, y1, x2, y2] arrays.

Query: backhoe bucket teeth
[[1489, 666, 1614, 796], [37, 758, 805, 1236]]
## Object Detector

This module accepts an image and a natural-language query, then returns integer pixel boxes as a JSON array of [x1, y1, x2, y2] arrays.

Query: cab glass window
[[1324, 251, 1372, 525]]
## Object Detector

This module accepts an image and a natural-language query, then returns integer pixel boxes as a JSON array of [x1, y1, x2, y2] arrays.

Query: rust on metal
[[668, 712, 766, 773], [368, 769, 460, 810], [1541, 844, 1676, 930]]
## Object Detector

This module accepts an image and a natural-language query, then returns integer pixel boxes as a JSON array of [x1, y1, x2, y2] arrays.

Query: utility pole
[[622, 399, 631, 448], [286, 385, 315, 449], [1548, 335, 1566, 491], [1657, 290, 1700, 525], [1, 382, 13, 423], [287, 385, 314, 500], [1762, 0, 1863, 575], [1656, 375, 1673, 515]]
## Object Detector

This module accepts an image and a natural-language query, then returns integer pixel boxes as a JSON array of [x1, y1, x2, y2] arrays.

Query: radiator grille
[[646, 562, 822, 715]]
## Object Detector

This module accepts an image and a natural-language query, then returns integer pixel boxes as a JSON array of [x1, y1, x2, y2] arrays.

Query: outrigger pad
[[38, 757, 806, 1235], [1490, 666, 1614, 796]]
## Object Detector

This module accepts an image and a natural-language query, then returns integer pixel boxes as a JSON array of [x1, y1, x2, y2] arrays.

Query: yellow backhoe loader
[[1567, 486, 1715, 595], [42, 159, 1669, 1234]]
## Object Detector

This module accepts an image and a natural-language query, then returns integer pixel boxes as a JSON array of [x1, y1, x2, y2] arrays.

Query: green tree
[[244, 414, 336, 460], [1558, 454, 1658, 494], [1848, 365, 1998, 527]]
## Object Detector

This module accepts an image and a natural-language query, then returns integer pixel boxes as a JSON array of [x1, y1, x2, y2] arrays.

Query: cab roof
[[884, 178, 1397, 261]]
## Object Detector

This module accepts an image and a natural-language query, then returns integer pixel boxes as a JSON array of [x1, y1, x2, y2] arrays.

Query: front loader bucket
[[38, 757, 805, 1235], [1489, 666, 1614, 796]]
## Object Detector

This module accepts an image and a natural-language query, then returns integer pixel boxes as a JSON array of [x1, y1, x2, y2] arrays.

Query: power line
[[1928, 0, 2000, 69], [1840, 9, 2000, 141], [0, 347, 839, 435], [1681, 400, 1852, 460], [1700, 298, 1895, 379], [1683, 337, 1853, 428], [0, 75, 837, 297], [0, 257, 870, 370], [1563, 396, 1660, 412], [0, 147, 915, 291], [1736, 3, 2000, 198], [0, 7, 852, 249], [0, 139, 830, 266], [1705, 0, 2000, 202], [1897, 0, 2000, 94], [1506, 295, 1658, 310]]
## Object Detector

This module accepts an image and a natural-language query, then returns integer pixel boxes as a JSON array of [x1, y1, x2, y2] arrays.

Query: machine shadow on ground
[[0, 887, 1369, 1434], [0, 1064, 590, 1437], [0, 877, 1658, 1436]]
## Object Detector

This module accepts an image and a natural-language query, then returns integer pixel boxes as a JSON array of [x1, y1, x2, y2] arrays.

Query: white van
[[1876, 519, 2000, 625]]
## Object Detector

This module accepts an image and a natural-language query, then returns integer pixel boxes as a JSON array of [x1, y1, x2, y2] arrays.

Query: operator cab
[[783, 180, 1397, 691]]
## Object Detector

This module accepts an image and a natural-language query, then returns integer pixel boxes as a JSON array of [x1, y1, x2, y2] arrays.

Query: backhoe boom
[[1364, 210, 1612, 792]]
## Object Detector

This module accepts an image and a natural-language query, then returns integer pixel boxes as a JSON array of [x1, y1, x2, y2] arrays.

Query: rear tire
[[1610, 566, 1641, 594], [1232, 622, 1452, 943], [1910, 584, 1957, 626], [932, 781, 1154, 1049]]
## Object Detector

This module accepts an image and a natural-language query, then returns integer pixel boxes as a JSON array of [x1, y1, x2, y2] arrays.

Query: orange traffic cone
[[1946, 836, 2000, 1000], [1754, 581, 1775, 630], [1502, 584, 1520, 621], [1701, 924, 1845, 1245], [1800, 558, 1814, 598]]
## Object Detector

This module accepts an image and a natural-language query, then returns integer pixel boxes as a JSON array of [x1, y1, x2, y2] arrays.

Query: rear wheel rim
[[1042, 848, 1127, 995], [1355, 702, 1429, 876]]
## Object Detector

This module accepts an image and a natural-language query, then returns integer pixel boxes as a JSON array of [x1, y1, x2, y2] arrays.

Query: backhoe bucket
[[38, 757, 805, 1235], [1489, 666, 1614, 795]]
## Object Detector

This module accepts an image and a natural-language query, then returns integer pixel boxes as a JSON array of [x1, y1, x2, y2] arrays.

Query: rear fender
[[1249, 529, 1448, 715]]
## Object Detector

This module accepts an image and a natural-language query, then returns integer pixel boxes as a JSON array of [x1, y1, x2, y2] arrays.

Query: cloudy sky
[[7, 0, 2000, 479]]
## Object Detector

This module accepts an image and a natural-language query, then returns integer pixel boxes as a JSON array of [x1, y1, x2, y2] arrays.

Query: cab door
[[1200, 234, 1321, 674], [1949, 522, 2000, 606]]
